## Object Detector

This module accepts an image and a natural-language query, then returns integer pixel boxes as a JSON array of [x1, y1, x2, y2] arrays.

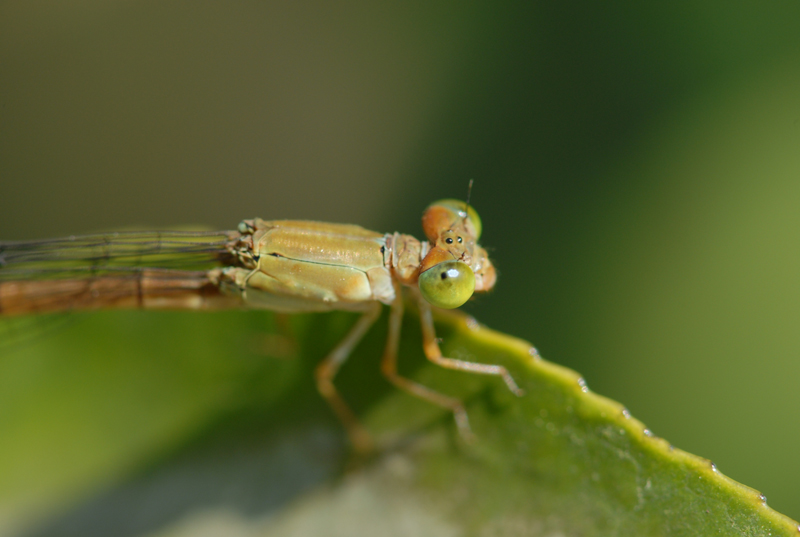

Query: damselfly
[[0, 198, 522, 453]]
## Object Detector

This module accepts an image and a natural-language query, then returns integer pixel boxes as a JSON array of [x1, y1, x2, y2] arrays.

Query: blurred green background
[[1, 0, 799, 526]]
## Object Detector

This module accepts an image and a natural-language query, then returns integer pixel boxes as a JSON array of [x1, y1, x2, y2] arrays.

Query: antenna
[[463, 179, 474, 222]]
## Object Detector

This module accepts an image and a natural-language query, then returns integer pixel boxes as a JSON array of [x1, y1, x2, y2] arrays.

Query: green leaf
[[0, 308, 797, 536]]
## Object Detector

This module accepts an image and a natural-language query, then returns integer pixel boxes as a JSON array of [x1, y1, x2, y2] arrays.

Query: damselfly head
[[417, 198, 495, 309]]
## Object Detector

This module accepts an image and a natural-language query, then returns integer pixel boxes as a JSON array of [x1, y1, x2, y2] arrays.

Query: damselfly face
[[417, 199, 496, 309]]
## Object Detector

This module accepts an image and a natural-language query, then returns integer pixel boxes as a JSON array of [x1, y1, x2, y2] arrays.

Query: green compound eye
[[428, 199, 482, 240], [418, 261, 476, 309]]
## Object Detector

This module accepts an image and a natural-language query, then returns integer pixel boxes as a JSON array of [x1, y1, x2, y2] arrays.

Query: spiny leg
[[314, 302, 382, 454], [416, 290, 524, 425], [380, 282, 475, 443]]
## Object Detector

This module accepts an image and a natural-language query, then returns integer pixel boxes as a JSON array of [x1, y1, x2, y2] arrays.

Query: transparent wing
[[0, 230, 239, 347], [0, 230, 237, 275]]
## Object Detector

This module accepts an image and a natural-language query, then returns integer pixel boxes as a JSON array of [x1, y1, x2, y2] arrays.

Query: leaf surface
[[0, 309, 797, 536]]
